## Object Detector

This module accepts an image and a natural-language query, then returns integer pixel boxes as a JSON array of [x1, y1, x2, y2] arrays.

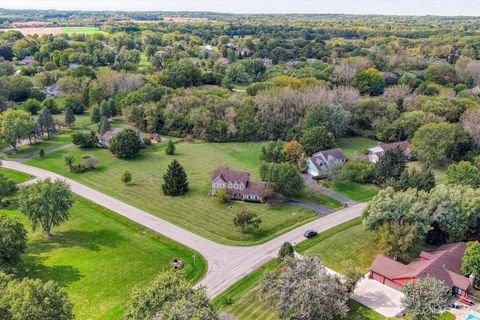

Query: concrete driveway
[[352, 277, 405, 317], [2, 160, 367, 298]]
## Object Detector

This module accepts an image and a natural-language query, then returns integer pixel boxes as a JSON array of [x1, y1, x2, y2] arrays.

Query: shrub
[[71, 131, 97, 148], [215, 189, 231, 204], [121, 171, 132, 185], [109, 129, 140, 159], [338, 160, 375, 183], [38, 148, 45, 159], [165, 140, 175, 155], [278, 242, 295, 260]]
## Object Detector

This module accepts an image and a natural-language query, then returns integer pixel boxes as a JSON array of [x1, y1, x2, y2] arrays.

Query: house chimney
[[469, 274, 476, 290]]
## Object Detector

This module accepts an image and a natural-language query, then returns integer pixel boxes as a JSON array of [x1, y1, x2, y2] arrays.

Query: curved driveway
[[1, 160, 367, 298]]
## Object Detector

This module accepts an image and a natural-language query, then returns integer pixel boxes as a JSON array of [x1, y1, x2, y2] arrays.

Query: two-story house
[[368, 141, 411, 163], [307, 148, 346, 177], [211, 167, 266, 203]]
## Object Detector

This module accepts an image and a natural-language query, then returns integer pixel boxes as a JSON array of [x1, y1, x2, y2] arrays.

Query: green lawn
[[25, 141, 319, 246], [0, 167, 32, 183], [337, 137, 378, 159], [324, 180, 379, 202], [214, 259, 387, 320], [296, 217, 379, 274], [7, 113, 127, 160], [2, 196, 206, 320], [291, 188, 343, 209], [63, 27, 106, 35]]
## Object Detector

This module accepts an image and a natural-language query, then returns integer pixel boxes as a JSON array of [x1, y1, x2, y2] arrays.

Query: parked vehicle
[[303, 230, 318, 238]]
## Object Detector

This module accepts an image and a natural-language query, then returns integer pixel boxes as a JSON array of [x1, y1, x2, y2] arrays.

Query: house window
[[234, 183, 238, 189], [228, 182, 232, 188]]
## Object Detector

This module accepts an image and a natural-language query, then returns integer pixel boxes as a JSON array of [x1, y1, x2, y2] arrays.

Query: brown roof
[[320, 148, 346, 161], [244, 181, 266, 196], [379, 141, 411, 156], [370, 242, 470, 291], [100, 127, 123, 142], [212, 167, 250, 184]]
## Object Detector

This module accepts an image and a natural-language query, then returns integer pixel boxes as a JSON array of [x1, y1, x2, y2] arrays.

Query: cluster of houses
[[307, 140, 412, 177], [210, 140, 412, 203]]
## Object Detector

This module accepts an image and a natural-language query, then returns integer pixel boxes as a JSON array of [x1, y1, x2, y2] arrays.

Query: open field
[[324, 180, 379, 203], [25, 141, 320, 245], [2, 195, 206, 320], [0, 27, 105, 36], [337, 137, 378, 159], [0, 167, 32, 183], [63, 27, 106, 35]]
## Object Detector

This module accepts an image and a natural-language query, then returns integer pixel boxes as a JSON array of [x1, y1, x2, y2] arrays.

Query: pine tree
[[418, 165, 436, 192], [165, 140, 175, 155], [98, 117, 110, 134], [64, 107, 75, 127], [38, 108, 55, 138], [162, 160, 189, 196], [90, 105, 102, 123]]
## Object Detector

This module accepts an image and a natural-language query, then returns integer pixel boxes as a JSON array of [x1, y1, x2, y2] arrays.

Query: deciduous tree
[[0, 109, 34, 150], [261, 256, 349, 320], [260, 140, 285, 163], [109, 129, 140, 159], [259, 162, 303, 196], [18, 179, 73, 238], [299, 126, 336, 156], [401, 277, 450, 320], [0, 214, 27, 263], [233, 207, 262, 233], [462, 241, 480, 286]]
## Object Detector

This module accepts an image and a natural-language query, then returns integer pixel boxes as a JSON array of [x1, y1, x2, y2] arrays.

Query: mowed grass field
[[337, 137, 378, 159], [2, 195, 206, 320], [324, 180, 379, 202], [63, 27, 107, 35], [296, 217, 379, 274], [0, 167, 32, 183], [26, 141, 320, 245]]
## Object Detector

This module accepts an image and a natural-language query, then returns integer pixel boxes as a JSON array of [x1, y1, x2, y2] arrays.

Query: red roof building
[[369, 242, 473, 298]]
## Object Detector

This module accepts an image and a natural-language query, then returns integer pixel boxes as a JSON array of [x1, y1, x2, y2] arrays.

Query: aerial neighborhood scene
[[3, 0, 480, 319]]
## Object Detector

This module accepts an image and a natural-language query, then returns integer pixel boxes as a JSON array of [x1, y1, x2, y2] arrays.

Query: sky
[[1, 0, 480, 16]]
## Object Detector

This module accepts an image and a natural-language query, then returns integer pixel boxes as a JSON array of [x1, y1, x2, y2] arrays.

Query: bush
[[38, 148, 45, 158], [21, 98, 41, 114], [338, 160, 375, 183], [215, 189, 231, 204], [71, 131, 97, 148], [121, 171, 132, 185], [109, 129, 141, 159], [165, 140, 175, 155], [278, 242, 295, 260]]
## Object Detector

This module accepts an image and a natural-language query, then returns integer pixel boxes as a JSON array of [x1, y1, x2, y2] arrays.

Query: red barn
[[369, 242, 473, 299]]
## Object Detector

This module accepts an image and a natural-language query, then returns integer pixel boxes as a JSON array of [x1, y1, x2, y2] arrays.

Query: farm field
[[63, 27, 106, 35], [0, 167, 32, 183], [25, 141, 321, 245], [1, 195, 206, 320], [0, 26, 105, 36]]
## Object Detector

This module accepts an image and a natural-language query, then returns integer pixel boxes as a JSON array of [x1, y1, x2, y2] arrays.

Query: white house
[[307, 148, 346, 177], [368, 141, 411, 163]]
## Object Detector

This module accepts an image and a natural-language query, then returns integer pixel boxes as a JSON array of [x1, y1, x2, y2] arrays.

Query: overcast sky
[[1, 0, 480, 16]]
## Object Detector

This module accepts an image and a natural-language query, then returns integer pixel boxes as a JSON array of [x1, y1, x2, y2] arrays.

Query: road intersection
[[1, 160, 367, 298]]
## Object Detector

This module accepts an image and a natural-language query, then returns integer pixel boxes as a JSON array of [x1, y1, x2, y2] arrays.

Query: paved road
[[14, 143, 74, 162], [2, 160, 366, 298], [302, 174, 358, 206]]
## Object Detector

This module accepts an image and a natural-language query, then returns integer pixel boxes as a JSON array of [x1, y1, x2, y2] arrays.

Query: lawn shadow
[[17, 256, 82, 288], [28, 229, 125, 254]]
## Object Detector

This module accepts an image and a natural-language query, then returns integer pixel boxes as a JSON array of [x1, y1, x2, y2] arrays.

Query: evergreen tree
[[278, 242, 295, 260], [375, 147, 407, 184], [98, 117, 110, 134], [38, 108, 55, 138], [64, 107, 75, 127], [90, 105, 102, 123], [162, 160, 189, 196], [165, 140, 175, 155]]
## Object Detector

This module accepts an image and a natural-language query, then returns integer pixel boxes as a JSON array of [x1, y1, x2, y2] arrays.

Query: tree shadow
[[28, 229, 125, 255], [17, 256, 82, 288]]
